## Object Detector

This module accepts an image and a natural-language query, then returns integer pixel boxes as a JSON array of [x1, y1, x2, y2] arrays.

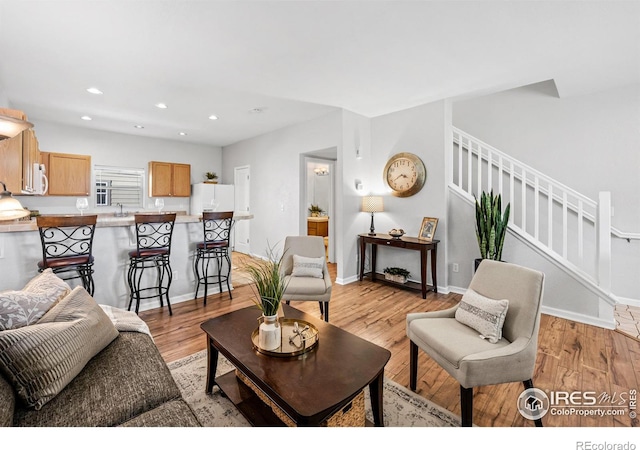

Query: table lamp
[[361, 195, 383, 235]]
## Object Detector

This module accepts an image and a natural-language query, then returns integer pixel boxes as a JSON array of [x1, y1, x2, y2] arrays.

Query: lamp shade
[[361, 195, 384, 213], [0, 114, 33, 140], [0, 182, 29, 221]]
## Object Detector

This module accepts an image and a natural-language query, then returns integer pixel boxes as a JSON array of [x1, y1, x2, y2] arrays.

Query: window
[[96, 181, 109, 206], [94, 165, 144, 208]]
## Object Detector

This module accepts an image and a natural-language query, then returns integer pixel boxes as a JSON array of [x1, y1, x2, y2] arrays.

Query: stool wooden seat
[[127, 213, 176, 315], [36, 214, 98, 295], [194, 211, 234, 304]]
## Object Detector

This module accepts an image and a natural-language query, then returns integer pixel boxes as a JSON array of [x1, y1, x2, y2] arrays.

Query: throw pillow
[[0, 269, 71, 331], [291, 255, 324, 278], [454, 288, 509, 344], [0, 286, 119, 410]]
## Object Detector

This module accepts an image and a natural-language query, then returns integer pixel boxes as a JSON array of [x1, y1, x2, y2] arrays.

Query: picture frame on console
[[418, 217, 438, 242]]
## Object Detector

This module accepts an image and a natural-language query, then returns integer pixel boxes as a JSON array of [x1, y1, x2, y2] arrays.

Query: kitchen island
[[0, 212, 253, 311]]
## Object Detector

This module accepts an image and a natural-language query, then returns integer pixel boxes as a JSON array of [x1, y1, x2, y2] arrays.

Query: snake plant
[[474, 190, 510, 261]]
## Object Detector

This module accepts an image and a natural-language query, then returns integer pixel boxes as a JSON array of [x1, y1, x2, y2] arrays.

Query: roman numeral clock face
[[383, 152, 427, 197]]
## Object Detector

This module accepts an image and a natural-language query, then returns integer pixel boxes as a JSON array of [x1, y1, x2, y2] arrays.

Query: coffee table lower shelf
[[215, 370, 371, 427]]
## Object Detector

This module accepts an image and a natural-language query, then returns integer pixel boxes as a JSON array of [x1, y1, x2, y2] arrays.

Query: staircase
[[449, 127, 623, 316]]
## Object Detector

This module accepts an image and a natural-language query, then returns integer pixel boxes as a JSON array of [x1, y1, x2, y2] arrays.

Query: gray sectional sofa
[[0, 330, 201, 427]]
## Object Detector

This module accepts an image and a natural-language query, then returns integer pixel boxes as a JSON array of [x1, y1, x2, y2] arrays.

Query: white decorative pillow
[[291, 255, 324, 278], [0, 269, 71, 331], [455, 289, 509, 344], [0, 286, 119, 410]]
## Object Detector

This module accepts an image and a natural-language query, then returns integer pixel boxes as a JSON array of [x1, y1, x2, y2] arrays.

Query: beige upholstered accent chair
[[406, 259, 545, 427], [281, 236, 332, 322]]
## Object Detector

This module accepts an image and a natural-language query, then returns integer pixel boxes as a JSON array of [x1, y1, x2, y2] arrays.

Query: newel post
[[597, 191, 612, 293]]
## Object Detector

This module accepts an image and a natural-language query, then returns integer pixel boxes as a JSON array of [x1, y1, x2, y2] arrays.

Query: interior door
[[234, 165, 251, 254]]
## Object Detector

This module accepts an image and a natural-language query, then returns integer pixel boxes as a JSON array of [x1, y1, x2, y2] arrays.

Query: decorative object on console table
[[361, 195, 384, 235], [474, 190, 510, 272], [418, 217, 438, 242], [0, 181, 30, 221], [383, 267, 410, 284], [388, 228, 405, 239], [242, 245, 287, 351]]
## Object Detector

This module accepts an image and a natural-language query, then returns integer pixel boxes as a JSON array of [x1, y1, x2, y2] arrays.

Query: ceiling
[[0, 1, 638, 147]]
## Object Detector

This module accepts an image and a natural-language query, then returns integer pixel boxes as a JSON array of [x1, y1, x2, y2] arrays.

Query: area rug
[[168, 350, 461, 427]]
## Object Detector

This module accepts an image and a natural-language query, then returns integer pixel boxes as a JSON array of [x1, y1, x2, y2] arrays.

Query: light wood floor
[[139, 256, 640, 428]]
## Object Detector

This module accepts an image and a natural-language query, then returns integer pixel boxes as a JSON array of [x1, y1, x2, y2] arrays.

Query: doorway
[[234, 165, 251, 254], [303, 153, 336, 262]]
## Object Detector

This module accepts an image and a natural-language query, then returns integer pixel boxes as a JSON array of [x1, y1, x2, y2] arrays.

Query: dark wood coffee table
[[200, 304, 391, 426]]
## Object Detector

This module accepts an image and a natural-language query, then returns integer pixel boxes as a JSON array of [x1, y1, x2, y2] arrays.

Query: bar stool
[[36, 214, 98, 295], [127, 213, 176, 315], [194, 211, 234, 304]]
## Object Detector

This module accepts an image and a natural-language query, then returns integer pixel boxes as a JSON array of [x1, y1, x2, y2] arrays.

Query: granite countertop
[[0, 211, 254, 233]]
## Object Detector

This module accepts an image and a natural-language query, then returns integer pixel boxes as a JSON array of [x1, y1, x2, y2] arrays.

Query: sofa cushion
[[283, 274, 328, 295], [455, 288, 509, 344], [0, 374, 14, 427], [0, 286, 118, 409], [0, 268, 70, 331], [13, 331, 183, 427], [291, 254, 324, 278], [119, 399, 201, 427]]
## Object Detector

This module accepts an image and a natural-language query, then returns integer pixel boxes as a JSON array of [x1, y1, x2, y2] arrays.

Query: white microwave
[[22, 163, 48, 195]]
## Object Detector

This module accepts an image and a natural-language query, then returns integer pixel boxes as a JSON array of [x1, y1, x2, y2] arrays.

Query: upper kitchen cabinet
[[41, 151, 91, 196], [0, 108, 27, 194], [148, 161, 191, 197]]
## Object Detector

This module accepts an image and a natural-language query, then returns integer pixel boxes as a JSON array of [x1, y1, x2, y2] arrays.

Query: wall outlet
[[172, 270, 179, 280], [452, 263, 459, 273]]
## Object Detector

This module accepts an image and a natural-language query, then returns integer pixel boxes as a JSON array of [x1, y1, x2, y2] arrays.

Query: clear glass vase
[[258, 314, 281, 351]]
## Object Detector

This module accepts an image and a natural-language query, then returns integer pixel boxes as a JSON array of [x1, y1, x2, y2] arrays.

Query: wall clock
[[383, 152, 426, 197]]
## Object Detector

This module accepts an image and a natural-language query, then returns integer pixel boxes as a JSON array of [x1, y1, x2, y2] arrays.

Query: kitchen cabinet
[[307, 217, 329, 237], [148, 161, 191, 197], [21, 129, 41, 193], [40, 151, 91, 196], [0, 108, 26, 194]]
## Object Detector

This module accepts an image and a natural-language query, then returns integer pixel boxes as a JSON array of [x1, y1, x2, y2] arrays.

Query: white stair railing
[[451, 127, 616, 303]]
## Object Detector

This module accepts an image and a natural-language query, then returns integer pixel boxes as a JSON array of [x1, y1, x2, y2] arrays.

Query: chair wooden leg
[[409, 341, 418, 391], [460, 386, 473, 427], [323, 302, 329, 322], [523, 379, 544, 427]]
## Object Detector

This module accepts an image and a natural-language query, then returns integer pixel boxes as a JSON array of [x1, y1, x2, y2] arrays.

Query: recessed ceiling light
[[134, 125, 144, 129], [155, 103, 168, 109], [248, 107, 265, 114], [208, 115, 219, 120], [86, 87, 103, 95], [179, 132, 187, 136], [81, 116, 92, 121]]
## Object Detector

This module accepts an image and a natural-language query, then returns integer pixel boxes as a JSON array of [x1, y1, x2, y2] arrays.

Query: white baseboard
[[135, 287, 229, 313], [541, 305, 616, 330], [616, 296, 640, 308]]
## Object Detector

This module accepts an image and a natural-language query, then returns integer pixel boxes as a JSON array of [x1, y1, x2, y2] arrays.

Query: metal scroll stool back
[[36, 214, 98, 295], [127, 213, 176, 315], [194, 211, 234, 304]]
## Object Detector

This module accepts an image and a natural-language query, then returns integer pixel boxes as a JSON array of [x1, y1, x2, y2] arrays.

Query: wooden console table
[[358, 233, 439, 299]]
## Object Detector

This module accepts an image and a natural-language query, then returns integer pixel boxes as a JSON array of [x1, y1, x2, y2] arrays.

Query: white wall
[[362, 102, 449, 288], [453, 82, 640, 301], [16, 120, 223, 215], [221, 111, 342, 261]]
